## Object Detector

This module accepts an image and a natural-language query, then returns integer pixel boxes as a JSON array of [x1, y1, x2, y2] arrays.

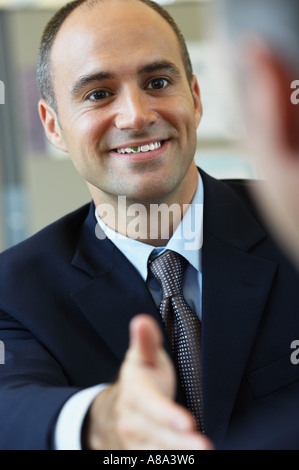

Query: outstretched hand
[[86, 314, 213, 450]]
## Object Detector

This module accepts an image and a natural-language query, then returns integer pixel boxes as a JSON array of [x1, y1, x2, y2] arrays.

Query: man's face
[[45, 0, 202, 205]]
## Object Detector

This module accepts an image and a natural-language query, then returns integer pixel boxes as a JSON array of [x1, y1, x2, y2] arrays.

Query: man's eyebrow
[[71, 72, 114, 97], [138, 61, 181, 77]]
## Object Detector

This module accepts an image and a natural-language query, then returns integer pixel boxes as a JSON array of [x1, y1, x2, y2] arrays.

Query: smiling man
[[1, 0, 299, 451], [39, 0, 202, 242]]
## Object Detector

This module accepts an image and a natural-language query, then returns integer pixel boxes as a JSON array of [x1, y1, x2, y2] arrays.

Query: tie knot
[[149, 250, 188, 300]]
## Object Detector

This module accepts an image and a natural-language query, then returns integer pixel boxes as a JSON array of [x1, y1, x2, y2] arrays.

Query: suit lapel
[[200, 171, 277, 444], [70, 204, 167, 363]]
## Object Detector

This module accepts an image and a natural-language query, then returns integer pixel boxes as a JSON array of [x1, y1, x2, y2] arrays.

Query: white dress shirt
[[54, 174, 204, 450]]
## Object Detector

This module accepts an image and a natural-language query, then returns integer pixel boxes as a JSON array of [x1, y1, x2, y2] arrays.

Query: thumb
[[129, 314, 163, 367]]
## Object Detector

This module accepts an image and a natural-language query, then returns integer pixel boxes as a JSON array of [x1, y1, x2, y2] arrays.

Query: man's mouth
[[114, 140, 163, 154]]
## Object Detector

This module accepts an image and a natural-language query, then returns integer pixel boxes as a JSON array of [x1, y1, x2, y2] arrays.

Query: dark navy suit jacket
[[1, 170, 299, 450]]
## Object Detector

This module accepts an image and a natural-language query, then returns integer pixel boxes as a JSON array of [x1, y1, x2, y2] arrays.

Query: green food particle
[[130, 147, 139, 152]]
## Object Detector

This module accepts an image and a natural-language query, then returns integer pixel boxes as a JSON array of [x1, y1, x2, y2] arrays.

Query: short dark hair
[[37, 0, 193, 112]]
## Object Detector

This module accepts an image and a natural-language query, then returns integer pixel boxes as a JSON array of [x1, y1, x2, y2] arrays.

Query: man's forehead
[[51, 0, 181, 74], [54, 0, 172, 43]]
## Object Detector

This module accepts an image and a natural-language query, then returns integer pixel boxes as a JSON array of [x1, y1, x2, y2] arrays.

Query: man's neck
[[89, 165, 199, 246]]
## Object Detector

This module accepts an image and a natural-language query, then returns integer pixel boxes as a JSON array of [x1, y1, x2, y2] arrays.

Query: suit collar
[[70, 202, 170, 360], [71, 202, 114, 278], [200, 169, 266, 251]]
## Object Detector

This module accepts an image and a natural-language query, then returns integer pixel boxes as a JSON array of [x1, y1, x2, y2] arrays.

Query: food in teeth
[[116, 141, 162, 154]]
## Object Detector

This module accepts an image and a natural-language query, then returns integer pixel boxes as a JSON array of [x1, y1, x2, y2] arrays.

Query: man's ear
[[191, 75, 203, 128], [38, 99, 68, 153]]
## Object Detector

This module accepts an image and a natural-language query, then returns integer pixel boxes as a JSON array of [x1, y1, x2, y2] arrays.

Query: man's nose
[[115, 87, 158, 131]]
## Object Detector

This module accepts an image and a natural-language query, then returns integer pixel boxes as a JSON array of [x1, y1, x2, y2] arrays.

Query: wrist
[[84, 384, 119, 450]]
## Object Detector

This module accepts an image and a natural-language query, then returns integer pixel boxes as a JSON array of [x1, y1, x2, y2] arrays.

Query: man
[[0, 0, 299, 450], [217, 0, 299, 269]]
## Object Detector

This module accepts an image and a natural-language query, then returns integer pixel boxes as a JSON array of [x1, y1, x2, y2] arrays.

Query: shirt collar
[[95, 173, 204, 281]]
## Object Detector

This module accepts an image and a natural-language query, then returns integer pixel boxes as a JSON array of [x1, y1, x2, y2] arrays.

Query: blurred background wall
[[0, 0, 253, 252]]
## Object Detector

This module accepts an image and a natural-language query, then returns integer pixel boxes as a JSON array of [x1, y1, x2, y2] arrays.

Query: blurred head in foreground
[[217, 0, 299, 267]]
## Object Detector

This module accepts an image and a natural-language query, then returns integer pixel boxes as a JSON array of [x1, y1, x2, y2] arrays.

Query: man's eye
[[87, 90, 111, 101], [148, 78, 169, 90]]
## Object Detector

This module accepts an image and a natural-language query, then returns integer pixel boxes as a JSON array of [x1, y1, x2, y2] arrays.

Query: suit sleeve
[[0, 309, 82, 450], [54, 384, 108, 450]]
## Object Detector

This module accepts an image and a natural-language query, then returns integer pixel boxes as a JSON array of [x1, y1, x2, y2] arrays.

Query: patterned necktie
[[149, 250, 204, 433]]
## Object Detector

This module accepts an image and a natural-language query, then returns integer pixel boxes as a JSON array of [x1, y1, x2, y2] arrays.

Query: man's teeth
[[116, 141, 162, 154]]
